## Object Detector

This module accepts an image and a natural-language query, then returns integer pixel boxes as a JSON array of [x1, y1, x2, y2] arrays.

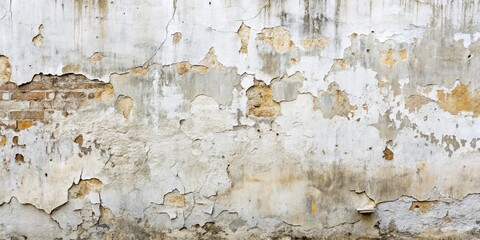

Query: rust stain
[[437, 84, 480, 116], [256, 26, 295, 53], [246, 80, 280, 117], [237, 23, 251, 54], [68, 178, 103, 200], [409, 201, 439, 213]]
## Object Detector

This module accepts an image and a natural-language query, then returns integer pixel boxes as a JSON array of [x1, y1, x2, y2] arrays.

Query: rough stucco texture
[[1, 0, 480, 239]]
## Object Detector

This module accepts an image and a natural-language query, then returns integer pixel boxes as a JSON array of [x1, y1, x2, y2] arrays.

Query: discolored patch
[[90, 52, 103, 62], [172, 32, 182, 44], [237, 23, 251, 54], [316, 83, 357, 119], [383, 147, 394, 161], [176, 61, 191, 75], [62, 64, 81, 73], [163, 190, 186, 208], [382, 49, 397, 68], [437, 84, 480, 116], [32, 24, 45, 46], [409, 201, 439, 213], [0, 135, 6, 146], [301, 37, 329, 50], [256, 26, 295, 53], [0, 55, 12, 84], [74, 134, 84, 145], [116, 95, 134, 118], [405, 94, 432, 112], [68, 178, 103, 200], [246, 80, 280, 117]]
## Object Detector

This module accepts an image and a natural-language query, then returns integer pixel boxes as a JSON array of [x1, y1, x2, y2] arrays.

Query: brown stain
[[301, 37, 329, 50], [15, 153, 24, 163], [405, 94, 432, 112], [0, 135, 6, 146], [68, 178, 103, 200], [437, 84, 480, 116], [383, 147, 394, 160], [176, 61, 191, 75], [172, 32, 182, 44], [409, 201, 439, 213], [246, 81, 280, 117], [198, 47, 221, 68], [382, 49, 397, 68], [131, 67, 149, 76], [290, 58, 298, 65], [74, 134, 84, 145], [256, 26, 295, 53], [16, 120, 34, 130], [62, 64, 81, 73], [0, 55, 12, 84], [237, 23, 251, 54], [163, 190, 186, 208]]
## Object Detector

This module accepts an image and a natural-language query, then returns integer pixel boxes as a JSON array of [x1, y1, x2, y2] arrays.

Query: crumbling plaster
[[1, 0, 480, 239]]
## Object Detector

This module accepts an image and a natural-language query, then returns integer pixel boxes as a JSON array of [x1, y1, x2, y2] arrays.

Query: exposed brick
[[17, 120, 34, 130], [59, 92, 86, 100], [0, 82, 17, 90], [0, 120, 16, 129], [9, 111, 44, 120], [0, 92, 9, 100], [18, 82, 52, 91], [11, 92, 47, 101]]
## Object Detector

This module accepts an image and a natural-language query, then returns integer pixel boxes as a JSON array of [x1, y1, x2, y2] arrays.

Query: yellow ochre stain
[[311, 199, 316, 214]]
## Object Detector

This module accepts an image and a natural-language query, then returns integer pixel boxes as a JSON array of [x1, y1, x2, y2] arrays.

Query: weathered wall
[[1, 0, 480, 239]]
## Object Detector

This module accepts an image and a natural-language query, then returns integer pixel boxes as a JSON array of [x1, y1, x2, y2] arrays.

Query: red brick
[[9, 111, 44, 120], [11, 92, 47, 101], [0, 82, 17, 90]]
